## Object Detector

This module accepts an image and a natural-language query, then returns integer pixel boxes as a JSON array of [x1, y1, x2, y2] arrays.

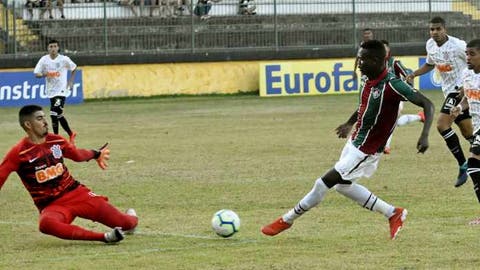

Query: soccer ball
[[211, 209, 240, 238]]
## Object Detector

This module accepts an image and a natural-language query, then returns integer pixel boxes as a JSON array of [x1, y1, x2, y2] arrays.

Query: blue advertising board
[[418, 57, 442, 90], [0, 70, 83, 107]]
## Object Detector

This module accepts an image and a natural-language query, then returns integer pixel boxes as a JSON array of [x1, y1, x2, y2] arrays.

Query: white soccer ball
[[211, 209, 240, 238]]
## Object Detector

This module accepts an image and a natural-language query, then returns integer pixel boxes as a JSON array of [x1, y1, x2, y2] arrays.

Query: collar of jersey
[[366, 68, 388, 88]]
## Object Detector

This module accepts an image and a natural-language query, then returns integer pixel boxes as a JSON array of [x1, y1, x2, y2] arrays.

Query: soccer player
[[261, 40, 434, 240], [406, 17, 473, 187], [450, 39, 480, 224], [353, 28, 374, 82], [0, 105, 138, 243], [382, 40, 426, 154], [34, 39, 77, 144]]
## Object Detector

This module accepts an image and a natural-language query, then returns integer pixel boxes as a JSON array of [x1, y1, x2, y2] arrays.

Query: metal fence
[[1, 0, 480, 57]]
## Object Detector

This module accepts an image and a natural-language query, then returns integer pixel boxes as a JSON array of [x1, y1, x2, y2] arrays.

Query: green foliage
[[0, 92, 478, 269]]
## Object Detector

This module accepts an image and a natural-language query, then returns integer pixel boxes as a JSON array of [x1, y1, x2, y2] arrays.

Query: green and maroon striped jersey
[[351, 69, 418, 154], [386, 57, 412, 79]]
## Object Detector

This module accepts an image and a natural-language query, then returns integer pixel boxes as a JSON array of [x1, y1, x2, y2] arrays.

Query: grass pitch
[[0, 92, 479, 269]]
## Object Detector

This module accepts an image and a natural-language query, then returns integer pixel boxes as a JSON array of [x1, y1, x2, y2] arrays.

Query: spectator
[[238, 0, 255, 15], [116, 0, 139, 16], [40, 0, 65, 19], [194, 0, 221, 20], [25, 0, 45, 19], [176, 0, 191, 16]]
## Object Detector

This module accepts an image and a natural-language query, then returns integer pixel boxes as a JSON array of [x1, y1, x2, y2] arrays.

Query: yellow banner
[[259, 57, 422, 97], [259, 59, 358, 96]]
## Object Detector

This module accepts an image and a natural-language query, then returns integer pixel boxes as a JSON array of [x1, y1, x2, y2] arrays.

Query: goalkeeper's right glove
[[93, 143, 110, 170]]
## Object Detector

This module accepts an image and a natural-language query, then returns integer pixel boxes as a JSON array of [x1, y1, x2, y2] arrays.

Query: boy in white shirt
[[34, 39, 77, 144]]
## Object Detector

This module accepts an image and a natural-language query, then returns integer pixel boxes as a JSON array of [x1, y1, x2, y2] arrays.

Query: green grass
[[0, 92, 479, 269]]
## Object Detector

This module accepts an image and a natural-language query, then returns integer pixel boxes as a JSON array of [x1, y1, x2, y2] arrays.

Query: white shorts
[[334, 140, 381, 182]]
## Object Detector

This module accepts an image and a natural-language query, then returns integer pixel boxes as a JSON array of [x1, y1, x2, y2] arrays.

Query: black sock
[[468, 158, 480, 203], [440, 128, 466, 166], [50, 115, 59, 134], [58, 115, 72, 136]]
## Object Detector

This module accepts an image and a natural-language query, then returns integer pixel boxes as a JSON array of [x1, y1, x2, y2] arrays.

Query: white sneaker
[[104, 227, 124, 243], [124, 208, 138, 235]]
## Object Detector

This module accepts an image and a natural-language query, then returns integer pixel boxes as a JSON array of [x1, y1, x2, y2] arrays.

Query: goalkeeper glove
[[93, 143, 110, 170]]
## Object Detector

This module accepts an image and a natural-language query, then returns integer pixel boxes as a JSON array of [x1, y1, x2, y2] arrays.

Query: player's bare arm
[[406, 63, 435, 83], [405, 90, 435, 153], [335, 111, 358, 138], [67, 68, 78, 89]]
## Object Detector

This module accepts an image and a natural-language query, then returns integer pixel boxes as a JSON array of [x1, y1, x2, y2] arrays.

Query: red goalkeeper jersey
[[0, 133, 96, 211]]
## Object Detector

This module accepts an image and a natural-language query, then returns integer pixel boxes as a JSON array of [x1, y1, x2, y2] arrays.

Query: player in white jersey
[[34, 39, 77, 144], [451, 39, 480, 224], [407, 17, 473, 187]]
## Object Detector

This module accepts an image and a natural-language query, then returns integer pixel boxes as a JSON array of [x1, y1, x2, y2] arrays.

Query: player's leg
[[438, 93, 468, 186], [83, 197, 138, 232], [49, 97, 60, 134], [456, 113, 474, 144], [332, 152, 406, 239], [261, 141, 362, 236], [57, 0, 65, 18], [54, 96, 75, 142], [467, 131, 480, 224], [261, 141, 405, 238], [397, 112, 424, 126], [39, 206, 108, 242], [72, 189, 138, 232]]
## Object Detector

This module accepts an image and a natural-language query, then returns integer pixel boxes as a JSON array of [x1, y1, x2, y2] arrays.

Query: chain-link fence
[[1, 0, 480, 57]]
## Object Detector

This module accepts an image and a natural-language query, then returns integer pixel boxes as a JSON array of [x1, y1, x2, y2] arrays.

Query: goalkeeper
[[0, 105, 138, 243]]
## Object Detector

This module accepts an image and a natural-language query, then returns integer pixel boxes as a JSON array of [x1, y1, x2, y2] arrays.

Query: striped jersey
[[351, 69, 418, 154], [462, 69, 480, 132], [426, 35, 467, 96], [386, 57, 412, 79], [0, 134, 96, 211]]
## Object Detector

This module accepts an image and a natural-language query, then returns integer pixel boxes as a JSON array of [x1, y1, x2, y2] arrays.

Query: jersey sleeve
[[393, 60, 412, 78], [62, 141, 96, 162], [65, 56, 77, 71], [388, 78, 417, 101], [426, 40, 435, 66], [33, 57, 44, 75], [0, 147, 20, 190]]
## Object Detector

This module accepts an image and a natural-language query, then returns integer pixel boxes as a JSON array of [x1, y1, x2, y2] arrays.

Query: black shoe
[[455, 161, 468, 187], [104, 227, 124, 243]]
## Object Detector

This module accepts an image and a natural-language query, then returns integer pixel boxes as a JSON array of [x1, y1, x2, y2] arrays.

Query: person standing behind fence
[[40, 0, 65, 19], [353, 28, 374, 82], [34, 39, 77, 144], [406, 16, 473, 188], [194, 0, 221, 20], [238, 0, 255, 15]]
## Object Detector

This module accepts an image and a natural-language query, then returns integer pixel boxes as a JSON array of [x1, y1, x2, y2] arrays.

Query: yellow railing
[[0, 4, 40, 53]]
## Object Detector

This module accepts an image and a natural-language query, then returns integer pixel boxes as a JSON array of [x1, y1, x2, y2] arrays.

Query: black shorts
[[441, 92, 472, 124], [50, 96, 66, 116], [471, 130, 480, 155]]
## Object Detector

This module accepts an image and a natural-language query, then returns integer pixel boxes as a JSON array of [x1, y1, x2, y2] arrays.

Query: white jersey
[[426, 35, 467, 96], [462, 68, 480, 132], [34, 54, 77, 98]]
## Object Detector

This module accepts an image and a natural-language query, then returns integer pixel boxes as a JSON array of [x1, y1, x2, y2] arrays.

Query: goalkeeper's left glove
[[93, 143, 110, 170]]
